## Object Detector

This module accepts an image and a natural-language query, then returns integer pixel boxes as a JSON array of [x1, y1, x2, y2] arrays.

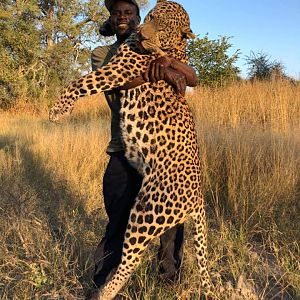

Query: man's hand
[[164, 68, 187, 96], [143, 56, 187, 95], [143, 56, 172, 82]]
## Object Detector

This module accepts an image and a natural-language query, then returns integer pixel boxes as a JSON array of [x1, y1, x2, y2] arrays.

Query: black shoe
[[159, 265, 181, 284], [85, 287, 99, 300]]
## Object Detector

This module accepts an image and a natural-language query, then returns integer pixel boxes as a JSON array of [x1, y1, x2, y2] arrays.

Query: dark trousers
[[93, 152, 184, 287]]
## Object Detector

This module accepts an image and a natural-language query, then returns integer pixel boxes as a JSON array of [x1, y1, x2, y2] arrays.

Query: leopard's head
[[138, 0, 195, 56]]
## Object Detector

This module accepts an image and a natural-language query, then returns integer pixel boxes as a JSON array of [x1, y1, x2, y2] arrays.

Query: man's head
[[100, 0, 141, 40]]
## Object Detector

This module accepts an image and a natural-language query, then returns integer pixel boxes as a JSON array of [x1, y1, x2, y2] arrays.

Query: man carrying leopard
[[90, 0, 197, 292], [49, 0, 214, 299]]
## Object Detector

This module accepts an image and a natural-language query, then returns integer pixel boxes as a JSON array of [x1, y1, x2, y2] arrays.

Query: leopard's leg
[[49, 44, 151, 122], [95, 210, 157, 300], [94, 181, 181, 300], [191, 202, 215, 299]]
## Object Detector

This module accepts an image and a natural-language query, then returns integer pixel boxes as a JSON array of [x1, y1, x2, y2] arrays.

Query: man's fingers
[[180, 82, 187, 96], [151, 62, 164, 81], [174, 75, 186, 95], [143, 68, 149, 81], [154, 63, 160, 81], [149, 61, 156, 82], [178, 79, 184, 95], [176, 80, 182, 95], [159, 64, 165, 80], [180, 79, 187, 96], [155, 64, 164, 81], [148, 60, 169, 82]]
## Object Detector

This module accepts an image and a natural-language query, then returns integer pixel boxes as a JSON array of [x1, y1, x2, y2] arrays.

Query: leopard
[[49, 0, 214, 299]]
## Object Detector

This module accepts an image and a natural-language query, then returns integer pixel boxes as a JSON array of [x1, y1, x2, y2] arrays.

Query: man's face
[[110, 1, 140, 38]]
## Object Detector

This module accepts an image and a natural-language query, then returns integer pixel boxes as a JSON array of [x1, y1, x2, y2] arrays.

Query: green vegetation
[[245, 51, 287, 81], [0, 0, 148, 109], [187, 34, 240, 87], [1, 1, 297, 110]]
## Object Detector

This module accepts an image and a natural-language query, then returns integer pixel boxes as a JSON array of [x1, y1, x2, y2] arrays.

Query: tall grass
[[0, 81, 299, 299], [190, 82, 300, 236]]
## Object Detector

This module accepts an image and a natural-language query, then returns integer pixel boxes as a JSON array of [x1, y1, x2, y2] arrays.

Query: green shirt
[[91, 41, 124, 153]]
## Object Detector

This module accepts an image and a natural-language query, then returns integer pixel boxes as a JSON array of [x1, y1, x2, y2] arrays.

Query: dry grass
[[0, 81, 299, 299]]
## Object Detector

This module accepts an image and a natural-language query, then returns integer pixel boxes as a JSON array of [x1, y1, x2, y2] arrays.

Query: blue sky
[[141, 0, 300, 79]]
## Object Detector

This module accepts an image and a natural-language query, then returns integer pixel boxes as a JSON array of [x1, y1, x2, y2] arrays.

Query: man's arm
[[121, 56, 197, 96], [146, 56, 197, 87]]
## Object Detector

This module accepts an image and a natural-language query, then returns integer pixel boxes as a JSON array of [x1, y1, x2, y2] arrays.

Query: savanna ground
[[0, 81, 299, 299]]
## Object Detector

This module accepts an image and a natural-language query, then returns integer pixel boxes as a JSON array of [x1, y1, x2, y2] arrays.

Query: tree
[[0, 0, 148, 108], [187, 34, 240, 87], [0, 0, 42, 107], [245, 51, 286, 81]]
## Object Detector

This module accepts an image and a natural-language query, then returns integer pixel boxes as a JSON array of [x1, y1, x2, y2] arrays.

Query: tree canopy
[[245, 51, 286, 81], [0, 0, 148, 108], [1, 2, 292, 109], [187, 34, 240, 87]]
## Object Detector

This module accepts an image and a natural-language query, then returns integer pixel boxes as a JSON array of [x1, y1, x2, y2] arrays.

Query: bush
[[187, 34, 240, 87]]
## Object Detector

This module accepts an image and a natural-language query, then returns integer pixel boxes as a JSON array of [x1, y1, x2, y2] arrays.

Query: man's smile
[[117, 23, 128, 29]]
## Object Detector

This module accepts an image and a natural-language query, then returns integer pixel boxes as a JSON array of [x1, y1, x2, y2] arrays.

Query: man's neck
[[116, 33, 134, 44]]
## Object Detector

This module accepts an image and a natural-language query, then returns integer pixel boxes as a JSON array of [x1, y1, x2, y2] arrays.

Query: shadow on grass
[[0, 134, 106, 295]]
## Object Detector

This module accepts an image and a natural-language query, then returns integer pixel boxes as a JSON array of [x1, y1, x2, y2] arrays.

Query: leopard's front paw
[[49, 106, 62, 122]]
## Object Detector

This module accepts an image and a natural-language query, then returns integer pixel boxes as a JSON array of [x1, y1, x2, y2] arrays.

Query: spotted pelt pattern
[[49, 1, 214, 299]]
